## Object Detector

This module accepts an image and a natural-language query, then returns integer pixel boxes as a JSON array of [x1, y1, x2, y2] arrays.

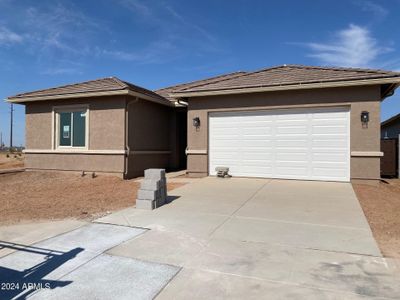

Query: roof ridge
[[177, 71, 249, 92], [109, 77, 130, 89], [156, 71, 247, 93], [175, 64, 400, 94], [11, 77, 126, 98], [178, 65, 290, 87], [284, 64, 398, 75]]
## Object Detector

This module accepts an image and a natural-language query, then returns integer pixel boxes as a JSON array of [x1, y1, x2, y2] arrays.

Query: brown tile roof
[[155, 71, 247, 101], [173, 65, 400, 93], [8, 77, 167, 102]]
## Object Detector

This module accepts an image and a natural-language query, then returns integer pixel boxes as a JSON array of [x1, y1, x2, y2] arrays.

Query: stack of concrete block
[[136, 169, 167, 210]]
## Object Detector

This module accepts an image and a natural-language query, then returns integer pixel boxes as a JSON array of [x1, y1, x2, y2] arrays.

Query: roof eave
[[7, 89, 173, 107], [381, 113, 400, 127], [170, 77, 400, 98]]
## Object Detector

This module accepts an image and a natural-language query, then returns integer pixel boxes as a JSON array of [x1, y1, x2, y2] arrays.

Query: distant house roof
[[381, 113, 400, 127], [7, 77, 170, 105], [168, 65, 400, 97]]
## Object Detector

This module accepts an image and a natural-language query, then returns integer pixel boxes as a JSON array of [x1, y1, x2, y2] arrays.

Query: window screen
[[57, 109, 87, 147], [73, 111, 86, 147], [59, 112, 72, 146]]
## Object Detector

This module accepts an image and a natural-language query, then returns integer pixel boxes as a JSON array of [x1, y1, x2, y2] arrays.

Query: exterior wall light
[[193, 117, 200, 128], [361, 111, 369, 123], [361, 111, 369, 128]]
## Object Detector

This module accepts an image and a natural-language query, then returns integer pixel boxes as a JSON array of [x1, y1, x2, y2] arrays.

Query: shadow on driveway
[[0, 241, 83, 300]]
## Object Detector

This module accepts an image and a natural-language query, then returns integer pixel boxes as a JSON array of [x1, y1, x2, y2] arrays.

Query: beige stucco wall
[[186, 85, 382, 180], [24, 95, 186, 179], [26, 153, 125, 173], [125, 98, 173, 178], [25, 96, 127, 175]]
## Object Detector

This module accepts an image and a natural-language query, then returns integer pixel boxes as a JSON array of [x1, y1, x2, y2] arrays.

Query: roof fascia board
[[381, 113, 400, 127], [126, 90, 172, 107], [7, 89, 172, 106], [6, 89, 129, 103], [170, 77, 400, 98]]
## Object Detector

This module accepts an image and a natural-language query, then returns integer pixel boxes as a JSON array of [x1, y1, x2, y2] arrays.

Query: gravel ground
[[353, 179, 400, 258], [0, 153, 24, 170], [0, 171, 185, 225]]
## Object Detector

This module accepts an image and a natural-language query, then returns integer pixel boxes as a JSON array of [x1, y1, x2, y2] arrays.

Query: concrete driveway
[[98, 177, 400, 299]]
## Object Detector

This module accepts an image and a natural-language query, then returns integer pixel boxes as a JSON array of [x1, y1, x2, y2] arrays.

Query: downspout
[[124, 96, 139, 178], [176, 98, 189, 166], [177, 98, 188, 106]]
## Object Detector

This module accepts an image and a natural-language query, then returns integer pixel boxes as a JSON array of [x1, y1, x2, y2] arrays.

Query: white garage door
[[209, 107, 350, 182]]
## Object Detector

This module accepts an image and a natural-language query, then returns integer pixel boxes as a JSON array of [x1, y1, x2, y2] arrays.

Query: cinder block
[[144, 169, 166, 179], [136, 199, 155, 210], [137, 168, 168, 210], [137, 189, 160, 201], [140, 179, 161, 190]]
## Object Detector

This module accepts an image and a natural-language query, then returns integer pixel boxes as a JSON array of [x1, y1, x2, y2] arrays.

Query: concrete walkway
[[0, 222, 179, 299], [97, 177, 400, 299]]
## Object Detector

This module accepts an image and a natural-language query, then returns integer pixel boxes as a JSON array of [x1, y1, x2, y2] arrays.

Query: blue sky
[[0, 0, 399, 146]]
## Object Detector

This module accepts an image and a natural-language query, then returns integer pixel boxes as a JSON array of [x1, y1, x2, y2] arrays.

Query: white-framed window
[[54, 105, 89, 149]]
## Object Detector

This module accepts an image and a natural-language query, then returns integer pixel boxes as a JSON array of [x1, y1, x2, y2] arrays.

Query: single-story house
[[381, 113, 400, 139], [7, 65, 400, 182]]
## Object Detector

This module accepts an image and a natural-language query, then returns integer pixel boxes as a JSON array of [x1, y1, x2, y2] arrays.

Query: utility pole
[[10, 103, 13, 150], [0, 131, 2, 149]]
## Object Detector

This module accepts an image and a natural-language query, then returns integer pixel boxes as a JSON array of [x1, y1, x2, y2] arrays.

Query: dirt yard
[[353, 179, 400, 258], [0, 171, 185, 225], [0, 152, 24, 170]]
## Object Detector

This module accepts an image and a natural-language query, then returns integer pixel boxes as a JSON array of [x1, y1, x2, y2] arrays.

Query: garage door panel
[[211, 128, 239, 135], [312, 153, 347, 162], [241, 127, 272, 135], [211, 153, 240, 160], [312, 139, 348, 148], [241, 160, 273, 167], [241, 118, 273, 125], [312, 111, 347, 117], [276, 166, 309, 176], [276, 113, 308, 120], [312, 167, 348, 178], [311, 118, 347, 126], [276, 126, 308, 135], [312, 125, 347, 134], [276, 139, 308, 147], [209, 107, 350, 182], [276, 153, 308, 162], [239, 140, 273, 148]]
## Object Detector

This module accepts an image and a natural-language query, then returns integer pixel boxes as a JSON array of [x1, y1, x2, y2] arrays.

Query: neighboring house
[[381, 113, 400, 139], [7, 65, 400, 182]]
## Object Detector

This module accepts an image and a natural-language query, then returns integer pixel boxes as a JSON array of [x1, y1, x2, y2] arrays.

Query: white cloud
[[99, 40, 177, 64], [119, 0, 220, 54], [355, 0, 388, 20], [305, 24, 391, 67], [23, 4, 101, 56], [0, 26, 22, 44], [41, 67, 82, 75], [163, 5, 216, 42]]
